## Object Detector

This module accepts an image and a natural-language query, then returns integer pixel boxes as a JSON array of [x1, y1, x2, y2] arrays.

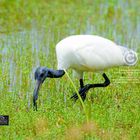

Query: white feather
[[56, 35, 137, 78]]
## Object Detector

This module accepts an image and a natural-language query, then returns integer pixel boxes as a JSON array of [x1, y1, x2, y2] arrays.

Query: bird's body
[[56, 35, 129, 78], [33, 35, 137, 110]]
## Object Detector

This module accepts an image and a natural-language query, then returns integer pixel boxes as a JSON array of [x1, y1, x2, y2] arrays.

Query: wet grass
[[0, 0, 140, 139]]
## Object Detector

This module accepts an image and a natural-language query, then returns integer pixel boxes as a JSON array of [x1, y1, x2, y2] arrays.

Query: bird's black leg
[[71, 78, 86, 101], [71, 73, 110, 102], [89, 73, 110, 88], [80, 79, 84, 88]]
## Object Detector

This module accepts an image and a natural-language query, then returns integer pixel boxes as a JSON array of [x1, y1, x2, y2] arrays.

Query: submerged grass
[[0, 0, 140, 139]]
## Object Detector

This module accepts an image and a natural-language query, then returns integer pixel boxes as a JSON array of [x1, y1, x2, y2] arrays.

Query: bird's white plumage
[[56, 35, 134, 78]]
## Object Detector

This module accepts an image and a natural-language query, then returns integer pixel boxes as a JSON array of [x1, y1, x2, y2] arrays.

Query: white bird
[[33, 35, 137, 110]]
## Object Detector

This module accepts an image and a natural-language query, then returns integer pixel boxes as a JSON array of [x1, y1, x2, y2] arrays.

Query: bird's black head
[[34, 67, 48, 83], [33, 66, 65, 110], [33, 67, 49, 111]]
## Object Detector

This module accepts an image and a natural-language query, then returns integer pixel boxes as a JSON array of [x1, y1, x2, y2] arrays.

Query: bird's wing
[[74, 44, 123, 71]]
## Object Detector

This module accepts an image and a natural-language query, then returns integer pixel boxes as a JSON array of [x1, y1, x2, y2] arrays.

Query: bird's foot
[[70, 84, 91, 102]]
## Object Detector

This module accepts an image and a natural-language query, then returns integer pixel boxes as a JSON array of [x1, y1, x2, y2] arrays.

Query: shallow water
[[0, 26, 139, 97], [0, 0, 140, 106]]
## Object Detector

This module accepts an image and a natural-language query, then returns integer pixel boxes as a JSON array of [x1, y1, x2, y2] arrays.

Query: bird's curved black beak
[[33, 80, 42, 111]]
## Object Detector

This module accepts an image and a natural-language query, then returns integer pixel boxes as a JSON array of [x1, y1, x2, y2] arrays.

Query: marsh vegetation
[[0, 0, 140, 139]]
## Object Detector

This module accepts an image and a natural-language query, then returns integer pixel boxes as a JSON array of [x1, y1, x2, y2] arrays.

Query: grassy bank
[[0, 0, 140, 139]]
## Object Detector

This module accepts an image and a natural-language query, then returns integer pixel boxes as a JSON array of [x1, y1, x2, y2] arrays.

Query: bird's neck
[[47, 68, 65, 78]]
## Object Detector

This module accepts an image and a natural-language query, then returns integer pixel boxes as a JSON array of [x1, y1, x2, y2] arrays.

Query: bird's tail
[[118, 45, 138, 66]]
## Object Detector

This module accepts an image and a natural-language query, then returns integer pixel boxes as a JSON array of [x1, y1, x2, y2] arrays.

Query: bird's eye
[[40, 73, 44, 78]]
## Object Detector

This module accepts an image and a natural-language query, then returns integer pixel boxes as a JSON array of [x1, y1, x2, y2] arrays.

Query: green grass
[[0, 0, 140, 139]]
